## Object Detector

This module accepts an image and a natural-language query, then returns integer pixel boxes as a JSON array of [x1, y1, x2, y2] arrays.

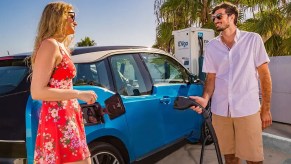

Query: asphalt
[[2, 122, 290, 164], [157, 121, 291, 164]]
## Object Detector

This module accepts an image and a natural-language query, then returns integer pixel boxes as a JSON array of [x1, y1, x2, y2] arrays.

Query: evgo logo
[[178, 41, 188, 48]]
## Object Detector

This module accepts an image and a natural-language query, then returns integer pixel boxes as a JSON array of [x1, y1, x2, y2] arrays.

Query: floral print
[[34, 48, 90, 164]]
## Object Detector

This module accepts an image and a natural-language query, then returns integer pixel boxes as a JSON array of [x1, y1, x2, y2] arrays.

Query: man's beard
[[216, 23, 230, 32]]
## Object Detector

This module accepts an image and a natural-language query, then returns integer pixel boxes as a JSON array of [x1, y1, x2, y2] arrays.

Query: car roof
[[71, 47, 169, 63], [0, 46, 171, 63], [71, 46, 146, 55], [0, 52, 31, 60]]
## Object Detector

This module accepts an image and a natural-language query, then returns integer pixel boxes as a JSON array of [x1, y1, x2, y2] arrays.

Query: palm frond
[[279, 36, 291, 56], [253, 9, 286, 37], [264, 34, 283, 56]]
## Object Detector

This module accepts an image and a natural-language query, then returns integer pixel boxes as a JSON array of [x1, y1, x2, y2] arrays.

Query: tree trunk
[[202, 0, 208, 26]]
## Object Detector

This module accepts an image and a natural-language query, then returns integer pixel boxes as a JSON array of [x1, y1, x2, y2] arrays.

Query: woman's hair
[[30, 1, 73, 68]]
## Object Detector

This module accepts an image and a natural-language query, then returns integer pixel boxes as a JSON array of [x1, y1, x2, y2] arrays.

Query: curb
[[263, 132, 291, 154]]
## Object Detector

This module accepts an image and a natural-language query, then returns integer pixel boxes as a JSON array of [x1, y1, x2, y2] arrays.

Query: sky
[[0, 0, 157, 56]]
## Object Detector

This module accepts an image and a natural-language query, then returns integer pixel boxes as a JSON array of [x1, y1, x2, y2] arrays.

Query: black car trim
[[132, 55, 153, 95], [0, 90, 29, 99], [105, 57, 118, 93], [103, 58, 115, 91], [134, 137, 186, 162], [137, 53, 154, 87], [0, 141, 26, 158]]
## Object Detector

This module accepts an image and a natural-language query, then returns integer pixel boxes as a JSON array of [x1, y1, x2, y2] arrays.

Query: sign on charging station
[[172, 27, 214, 78]]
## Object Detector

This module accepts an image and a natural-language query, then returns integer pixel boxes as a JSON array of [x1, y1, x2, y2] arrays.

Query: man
[[191, 2, 272, 164]]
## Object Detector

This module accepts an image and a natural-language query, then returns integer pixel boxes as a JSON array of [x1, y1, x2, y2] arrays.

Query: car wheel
[[201, 108, 214, 145], [89, 141, 125, 164]]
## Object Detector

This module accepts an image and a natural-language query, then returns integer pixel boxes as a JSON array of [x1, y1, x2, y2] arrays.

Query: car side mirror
[[188, 73, 202, 84], [104, 93, 126, 119]]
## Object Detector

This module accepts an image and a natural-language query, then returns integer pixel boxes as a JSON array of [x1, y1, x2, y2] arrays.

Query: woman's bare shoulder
[[40, 38, 59, 49], [38, 38, 60, 55], [36, 38, 60, 60]]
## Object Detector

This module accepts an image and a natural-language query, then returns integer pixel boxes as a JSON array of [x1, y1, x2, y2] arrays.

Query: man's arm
[[190, 73, 216, 113], [202, 73, 216, 102], [258, 63, 272, 129]]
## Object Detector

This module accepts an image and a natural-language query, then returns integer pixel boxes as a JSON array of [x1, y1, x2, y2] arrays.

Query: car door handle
[[160, 96, 171, 104]]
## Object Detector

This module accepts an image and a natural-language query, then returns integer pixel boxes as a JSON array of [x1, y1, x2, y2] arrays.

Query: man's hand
[[260, 106, 272, 129], [189, 96, 208, 114], [189, 73, 215, 114]]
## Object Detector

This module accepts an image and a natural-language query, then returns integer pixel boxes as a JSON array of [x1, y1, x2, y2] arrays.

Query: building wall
[[269, 56, 291, 124]]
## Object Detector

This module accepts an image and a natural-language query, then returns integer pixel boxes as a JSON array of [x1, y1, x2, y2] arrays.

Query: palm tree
[[239, 0, 291, 56], [76, 37, 96, 47], [154, 0, 291, 56]]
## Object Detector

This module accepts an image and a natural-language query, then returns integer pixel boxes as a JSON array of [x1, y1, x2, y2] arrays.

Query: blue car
[[0, 46, 210, 164]]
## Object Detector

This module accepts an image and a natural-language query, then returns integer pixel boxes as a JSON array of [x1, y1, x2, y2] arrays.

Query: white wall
[[269, 56, 291, 124]]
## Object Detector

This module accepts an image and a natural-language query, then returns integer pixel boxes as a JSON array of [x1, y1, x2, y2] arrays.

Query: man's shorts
[[212, 112, 264, 161]]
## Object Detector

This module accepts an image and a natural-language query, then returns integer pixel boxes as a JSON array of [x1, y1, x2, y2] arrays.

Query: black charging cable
[[174, 96, 223, 164]]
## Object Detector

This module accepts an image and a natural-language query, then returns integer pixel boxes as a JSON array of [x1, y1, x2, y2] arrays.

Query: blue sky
[[0, 0, 157, 56]]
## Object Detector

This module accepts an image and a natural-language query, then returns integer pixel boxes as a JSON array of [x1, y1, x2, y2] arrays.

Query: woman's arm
[[31, 39, 97, 103]]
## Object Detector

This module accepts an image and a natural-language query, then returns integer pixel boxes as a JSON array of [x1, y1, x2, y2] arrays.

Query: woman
[[30, 2, 96, 164]]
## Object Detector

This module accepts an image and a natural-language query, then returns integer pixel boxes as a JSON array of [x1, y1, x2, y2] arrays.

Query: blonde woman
[[31, 2, 96, 164]]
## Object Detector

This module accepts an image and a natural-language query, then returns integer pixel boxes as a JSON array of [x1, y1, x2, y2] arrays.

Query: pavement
[[156, 121, 291, 164], [2, 122, 290, 164]]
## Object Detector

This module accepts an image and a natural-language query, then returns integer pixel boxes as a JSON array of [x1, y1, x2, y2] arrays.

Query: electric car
[[0, 46, 209, 164]]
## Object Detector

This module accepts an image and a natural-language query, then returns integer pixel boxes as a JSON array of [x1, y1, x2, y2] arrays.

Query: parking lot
[[156, 122, 291, 164], [157, 142, 291, 164]]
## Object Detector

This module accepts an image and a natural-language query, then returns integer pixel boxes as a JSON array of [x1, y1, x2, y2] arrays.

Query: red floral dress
[[34, 47, 90, 164]]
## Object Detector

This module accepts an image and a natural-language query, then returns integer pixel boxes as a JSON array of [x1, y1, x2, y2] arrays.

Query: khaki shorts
[[212, 112, 263, 161]]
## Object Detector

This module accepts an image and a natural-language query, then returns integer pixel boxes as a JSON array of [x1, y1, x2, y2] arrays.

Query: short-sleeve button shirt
[[203, 29, 270, 117]]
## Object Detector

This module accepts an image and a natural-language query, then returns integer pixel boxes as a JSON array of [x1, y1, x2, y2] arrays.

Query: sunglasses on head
[[68, 11, 75, 22], [211, 13, 229, 22]]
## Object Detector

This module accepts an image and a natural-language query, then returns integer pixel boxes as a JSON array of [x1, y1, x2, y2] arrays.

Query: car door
[[0, 57, 30, 160], [108, 53, 166, 159], [140, 53, 204, 144]]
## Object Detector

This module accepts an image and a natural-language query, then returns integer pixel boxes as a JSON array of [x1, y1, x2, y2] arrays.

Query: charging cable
[[174, 96, 223, 164]]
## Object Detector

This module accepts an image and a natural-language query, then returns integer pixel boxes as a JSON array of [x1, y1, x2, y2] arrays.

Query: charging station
[[172, 27, 214, 80]]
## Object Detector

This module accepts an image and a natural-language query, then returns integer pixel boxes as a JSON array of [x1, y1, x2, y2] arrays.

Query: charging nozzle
[[173, 96, 210, 119]]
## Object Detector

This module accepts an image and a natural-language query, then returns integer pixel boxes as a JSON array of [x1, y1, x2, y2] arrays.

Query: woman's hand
[[77, 90, 98, 104]]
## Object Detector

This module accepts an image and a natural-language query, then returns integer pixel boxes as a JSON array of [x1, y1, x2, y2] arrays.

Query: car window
[[110, 54, 150, 96], [74, 60, 112, 90], [0, 59, 29, 95], [141, 53, 189, 84]]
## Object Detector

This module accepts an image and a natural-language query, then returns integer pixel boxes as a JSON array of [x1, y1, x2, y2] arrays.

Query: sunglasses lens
[[212, 14, 223, 22], [71, 15, 75, 21], [68, 12, 75, 21]]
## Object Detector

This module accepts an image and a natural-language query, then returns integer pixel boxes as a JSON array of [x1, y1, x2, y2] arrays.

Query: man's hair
[[212, 2, 239, 25]]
